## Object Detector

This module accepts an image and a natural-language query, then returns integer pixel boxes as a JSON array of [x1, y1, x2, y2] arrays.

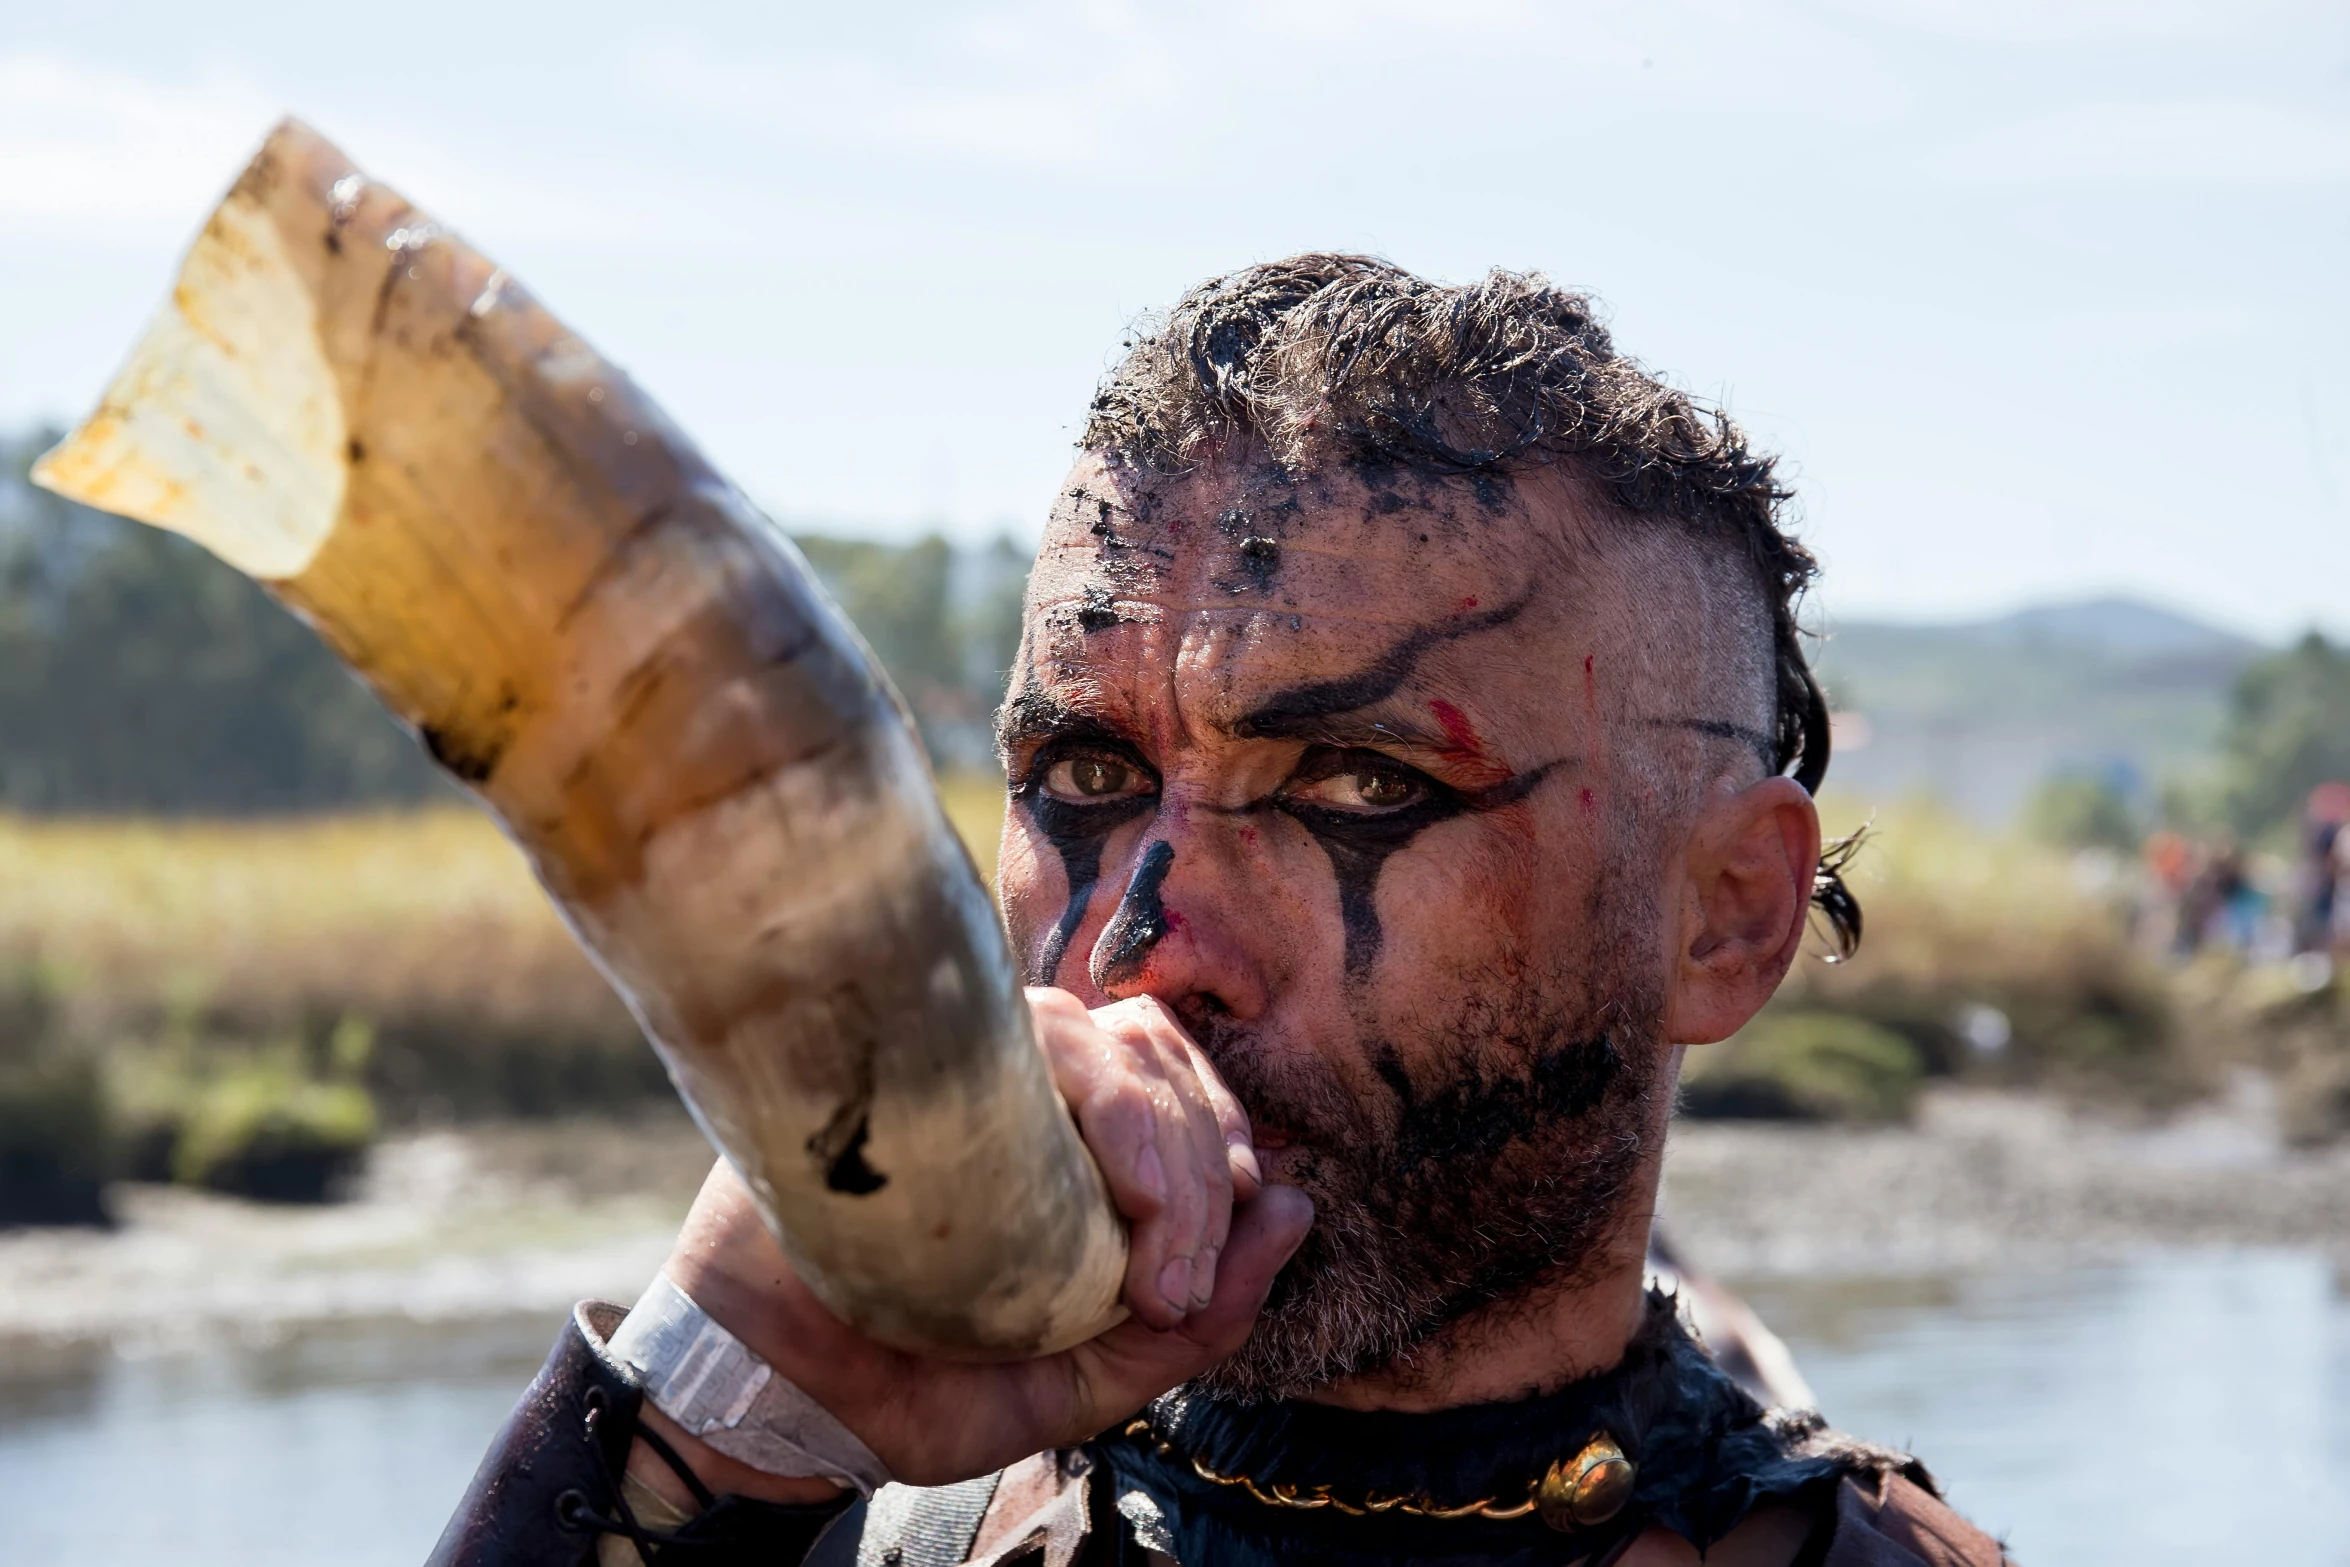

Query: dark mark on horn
[[808, 1054, 889, 1196], [419, 720, 507, 784]]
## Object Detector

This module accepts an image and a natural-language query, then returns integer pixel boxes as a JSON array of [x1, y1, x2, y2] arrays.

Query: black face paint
[[1229, 592, 1548, 976], [1273, 750, 1553, 978], [1009, 727, 1157, 986], [1234, 589, 1535, 741], [1089, 839, 1176, 993]]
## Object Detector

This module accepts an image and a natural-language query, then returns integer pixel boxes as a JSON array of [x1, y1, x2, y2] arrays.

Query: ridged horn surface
[[34, 119, 1127, 1358]]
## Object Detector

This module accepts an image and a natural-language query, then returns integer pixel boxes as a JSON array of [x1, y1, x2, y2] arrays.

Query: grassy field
[[4, 781, 2343, 1217], [2, 775, 1008, 1035], [0, 777, 1011, 1215], [0, 787, 2250, 1105]]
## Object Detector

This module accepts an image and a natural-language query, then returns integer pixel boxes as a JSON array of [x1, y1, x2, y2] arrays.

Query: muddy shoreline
[[10, 1086, 2348, 1367], [1661, 1082, 2350, 1278]]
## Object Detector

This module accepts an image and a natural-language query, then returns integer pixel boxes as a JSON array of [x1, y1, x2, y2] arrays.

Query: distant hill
[[1812, 597, 2263, 822]]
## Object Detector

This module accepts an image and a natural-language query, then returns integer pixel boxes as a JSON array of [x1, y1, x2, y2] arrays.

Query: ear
[[1663, 776, 1821, 1047]]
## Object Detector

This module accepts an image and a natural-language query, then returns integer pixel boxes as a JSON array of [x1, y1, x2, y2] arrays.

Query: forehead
[[1016, 457, 1577, 736], [1010, 455, 1616, 761], [1025, 454, 1570, 649]]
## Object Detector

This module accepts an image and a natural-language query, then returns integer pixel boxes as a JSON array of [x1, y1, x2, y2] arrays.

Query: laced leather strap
[[427, 1302, 854, 1567]]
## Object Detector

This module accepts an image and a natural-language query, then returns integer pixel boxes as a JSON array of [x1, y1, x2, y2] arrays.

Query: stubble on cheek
[[1186, 869, 1666, 1403]]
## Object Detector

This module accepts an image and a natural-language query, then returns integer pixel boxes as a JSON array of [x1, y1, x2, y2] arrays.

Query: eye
[[1281, 756, 1431, 813], [1041, 752, 1151, 803]]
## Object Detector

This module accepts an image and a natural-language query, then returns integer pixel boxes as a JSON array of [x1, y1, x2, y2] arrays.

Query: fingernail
[[1229, 1143, 1263, 1186], [1191, 1246, 1219, 1307], [1135, 1144, 1167, 1202], [1157, 1257, 1193, 1312]]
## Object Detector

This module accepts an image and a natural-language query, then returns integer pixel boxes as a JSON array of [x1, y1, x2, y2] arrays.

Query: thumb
[[1177, 1182, 1313, 1354], [1060, 1182, 1313, 1429]]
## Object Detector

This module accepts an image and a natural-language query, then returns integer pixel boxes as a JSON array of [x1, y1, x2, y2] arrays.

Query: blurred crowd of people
[[2140, 783, 2350, 964]]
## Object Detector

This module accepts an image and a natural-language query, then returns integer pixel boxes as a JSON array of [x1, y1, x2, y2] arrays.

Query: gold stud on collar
[[1536, 1433, 1636, 1532]]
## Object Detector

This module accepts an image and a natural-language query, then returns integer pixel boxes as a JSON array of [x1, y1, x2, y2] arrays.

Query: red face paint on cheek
[[1238, 825, 1260, 849], [1579, 786, 1597, 816], [1458, 595, 1480, 610]]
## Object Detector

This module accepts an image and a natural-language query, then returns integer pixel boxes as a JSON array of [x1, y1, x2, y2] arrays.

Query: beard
[[1185, 907, 1668, 1404]]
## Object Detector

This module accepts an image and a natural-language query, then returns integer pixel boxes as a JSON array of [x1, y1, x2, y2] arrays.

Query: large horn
[[34, 119, 1126, 1358]]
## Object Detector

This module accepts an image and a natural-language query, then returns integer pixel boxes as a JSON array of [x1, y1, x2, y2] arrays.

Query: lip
[[1250, 1127, 1296, 1151]]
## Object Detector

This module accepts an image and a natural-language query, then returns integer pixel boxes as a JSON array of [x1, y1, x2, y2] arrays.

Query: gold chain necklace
[[1122, 1419, 1638, 1533]]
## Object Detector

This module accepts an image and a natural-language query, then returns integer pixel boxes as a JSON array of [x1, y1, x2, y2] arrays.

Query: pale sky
[[3, 0, 2345, 638]]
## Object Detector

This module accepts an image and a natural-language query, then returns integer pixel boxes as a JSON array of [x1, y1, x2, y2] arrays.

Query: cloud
[[1824, 0, 2314, 45], [1939, 98, 2350, 185], [625, 0, 1909, 185], [0, 54, 276, 231]]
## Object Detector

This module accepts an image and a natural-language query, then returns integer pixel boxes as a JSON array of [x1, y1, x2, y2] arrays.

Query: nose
[[1085, 825, 1271, 1022], [1089, 840, 1175, 994]]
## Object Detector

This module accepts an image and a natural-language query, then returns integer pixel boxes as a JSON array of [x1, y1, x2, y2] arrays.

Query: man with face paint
[[436, 257, 2004, 1567]]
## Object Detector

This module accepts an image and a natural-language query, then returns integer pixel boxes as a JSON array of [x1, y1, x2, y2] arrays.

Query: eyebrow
[[994, 682, 1098, 760], [996, 587, 1538, 761], [1240, 709, 1458, 756], [1232, 589, 1535, 741]]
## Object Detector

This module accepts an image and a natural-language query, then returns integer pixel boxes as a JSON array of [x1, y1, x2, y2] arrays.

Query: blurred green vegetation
[[794, 533, 1028, 769], [2026, 773, 2144, 853], [2215, 632, 2350, 839], [1681, 1012, 1924, 1122], [0, 428, 1031, 808], [0, 965, 113, 1225], [1680, 801, 2188, 1126], [167, 1068, 377, 1202], [0, 430, 444, 814]]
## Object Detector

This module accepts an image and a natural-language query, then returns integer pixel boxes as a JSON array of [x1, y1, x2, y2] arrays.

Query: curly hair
[[1081, 253, 1859, 956]]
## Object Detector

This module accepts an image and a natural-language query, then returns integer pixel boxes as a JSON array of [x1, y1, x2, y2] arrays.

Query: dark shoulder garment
[[1098, 1291, 1927, 1567]]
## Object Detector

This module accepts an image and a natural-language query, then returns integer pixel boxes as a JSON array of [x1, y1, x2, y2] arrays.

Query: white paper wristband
[[607, 1272, 892, 1495]]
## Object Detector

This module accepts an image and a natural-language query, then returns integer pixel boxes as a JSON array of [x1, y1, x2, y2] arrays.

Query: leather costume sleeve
[[427, 1302, 858, 1567]]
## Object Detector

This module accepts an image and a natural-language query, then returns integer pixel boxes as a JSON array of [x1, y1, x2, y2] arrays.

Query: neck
[[1299, 1188, 1662, 1414]]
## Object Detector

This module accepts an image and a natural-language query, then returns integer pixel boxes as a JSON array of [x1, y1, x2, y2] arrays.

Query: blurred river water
[[2, 1247, 2345, 1565]]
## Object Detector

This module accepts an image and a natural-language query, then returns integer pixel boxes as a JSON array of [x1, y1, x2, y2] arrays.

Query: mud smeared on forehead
[[1037, 456, 1506, 605]]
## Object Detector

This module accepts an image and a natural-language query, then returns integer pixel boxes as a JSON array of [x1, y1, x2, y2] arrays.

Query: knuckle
[[1168, 1177, 1208, 1236], [1139, 995, 1183, 1029], [1086, 1079, 1155, 1142], [1027, 986, 1087, 1021], [1204, 1154, 1234, 1200], [1090, 995, 1154, 1034]]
